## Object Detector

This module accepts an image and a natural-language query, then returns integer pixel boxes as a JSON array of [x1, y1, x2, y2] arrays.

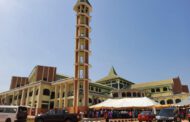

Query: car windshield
[[141, 111, 152, 115], [47, 109, 67, 115], [188, 109, 190, 113], [18, 107, 27, 113], [159, 109, 174, 116]]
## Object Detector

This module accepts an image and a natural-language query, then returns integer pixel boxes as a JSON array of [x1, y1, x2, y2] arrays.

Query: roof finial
[[108, 66, 118, 76]]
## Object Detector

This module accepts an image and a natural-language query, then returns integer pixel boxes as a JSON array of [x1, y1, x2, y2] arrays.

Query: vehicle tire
[[65, 119, 72, 122], [5, 118, 11, 122], [37, 119, 44, 122]]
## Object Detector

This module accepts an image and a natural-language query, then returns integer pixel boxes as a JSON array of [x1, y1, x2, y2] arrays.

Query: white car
[[0, 105, 27, 122]]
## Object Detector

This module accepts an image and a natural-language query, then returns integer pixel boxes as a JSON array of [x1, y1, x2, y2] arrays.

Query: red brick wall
[[182, 85, 189, 93], [10, 76, 28, 90], [172, 77, 183, 94], [36, 65, 56, 82]]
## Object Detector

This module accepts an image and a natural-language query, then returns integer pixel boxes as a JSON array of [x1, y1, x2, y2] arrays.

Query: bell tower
[[73, 0, 92, 113]]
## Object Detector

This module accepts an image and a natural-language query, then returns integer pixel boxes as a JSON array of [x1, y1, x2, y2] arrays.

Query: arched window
[[43, 89, 50, 96], [175, 99, 181, 103], [137, 93, 141, 97], [156, 88, 160, 92], [127, 92, 131, 97], [163, 87, 168, 91], [133, 92, 137, 97], [122, 92, 126, 97], [167, 99, 174, 104], [113, 93, 118, 98], [160, 100, 165, 105], [151, 89, 155, 93]]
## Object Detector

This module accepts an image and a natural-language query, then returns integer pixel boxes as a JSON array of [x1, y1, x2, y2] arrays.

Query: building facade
[[0, 0, 189, 115]]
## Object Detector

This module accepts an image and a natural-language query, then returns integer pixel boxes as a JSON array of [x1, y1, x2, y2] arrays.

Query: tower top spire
[[77, 0, 91, 7], [74, 0, 92, 12]]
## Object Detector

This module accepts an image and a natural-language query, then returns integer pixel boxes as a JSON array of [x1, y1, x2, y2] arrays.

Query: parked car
[[187, 107, 190, 121], [156, 107, 179, 122], [35, 109, 79, 122], [0, 105, 28, 122], [138, 111, 155, 122]]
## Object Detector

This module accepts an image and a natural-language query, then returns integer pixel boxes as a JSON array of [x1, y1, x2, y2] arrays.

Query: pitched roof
[[96, 67, 133, 84], [131, 79, 174, 89]]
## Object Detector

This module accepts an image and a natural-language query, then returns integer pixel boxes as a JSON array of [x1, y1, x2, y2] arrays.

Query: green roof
[[56, 74, 70, 80], [96, 67, 133, 84]]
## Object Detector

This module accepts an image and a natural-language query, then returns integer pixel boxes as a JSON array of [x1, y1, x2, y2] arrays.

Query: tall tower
[[73, 0, 92, 113]]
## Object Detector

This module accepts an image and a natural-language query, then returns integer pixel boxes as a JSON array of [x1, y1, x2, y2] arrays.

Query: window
[[113, 93, 118, 98], [163, 87, 168, 91], [18, 107, 27, 113], [151, 89, 155, 93], [167, 99, 174, 104], [80, 33, 85, 37], [90, 86, 94, 91], [51, 92, 55, 99], [160, 100, 165, 105], [119, 84, 124, 89], [68, 99, 73, 107], [18, 95, 21, 99], [5, 108, 17, 113], [122, 92, 126, 97], [29, 91, 33, 97], [80, 44, 85, 50], [43, 89, 50, 96], [43, 78, 47, 81], [79, 70, 84, 79], [175, 99, 181, 103], [80, 56, 84, 63], [98, 89, 101, 93], [95, 87, 98, 92], [41, 104, 49, 109], [0, 108, 4, 112], [156, 88, 160, 92], [127, 92, 132, 97], [112, 83, 118, 89], [133, 93, 137, 97]]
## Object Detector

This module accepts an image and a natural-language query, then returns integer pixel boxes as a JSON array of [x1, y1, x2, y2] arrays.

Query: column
[[64, 83, 68, 108], [31, 87, 36, 107], [20, 89, 25, 105], [59, 84, 63, 108], [54, 86, 58, 108], [26, 88, 30, 106], [36, 85, 42, 115], [12, 92, 15, 105]]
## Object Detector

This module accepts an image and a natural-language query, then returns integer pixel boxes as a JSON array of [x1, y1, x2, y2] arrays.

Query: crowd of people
[[86, 109, 143, 119]]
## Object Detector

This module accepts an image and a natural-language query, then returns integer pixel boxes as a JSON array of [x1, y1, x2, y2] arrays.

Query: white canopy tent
[[177, 97, 190, 106], [90, 97, 159, 109]]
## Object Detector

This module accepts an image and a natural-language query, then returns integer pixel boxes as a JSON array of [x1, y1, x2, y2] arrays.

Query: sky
[[0, 0, 190, 92]]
